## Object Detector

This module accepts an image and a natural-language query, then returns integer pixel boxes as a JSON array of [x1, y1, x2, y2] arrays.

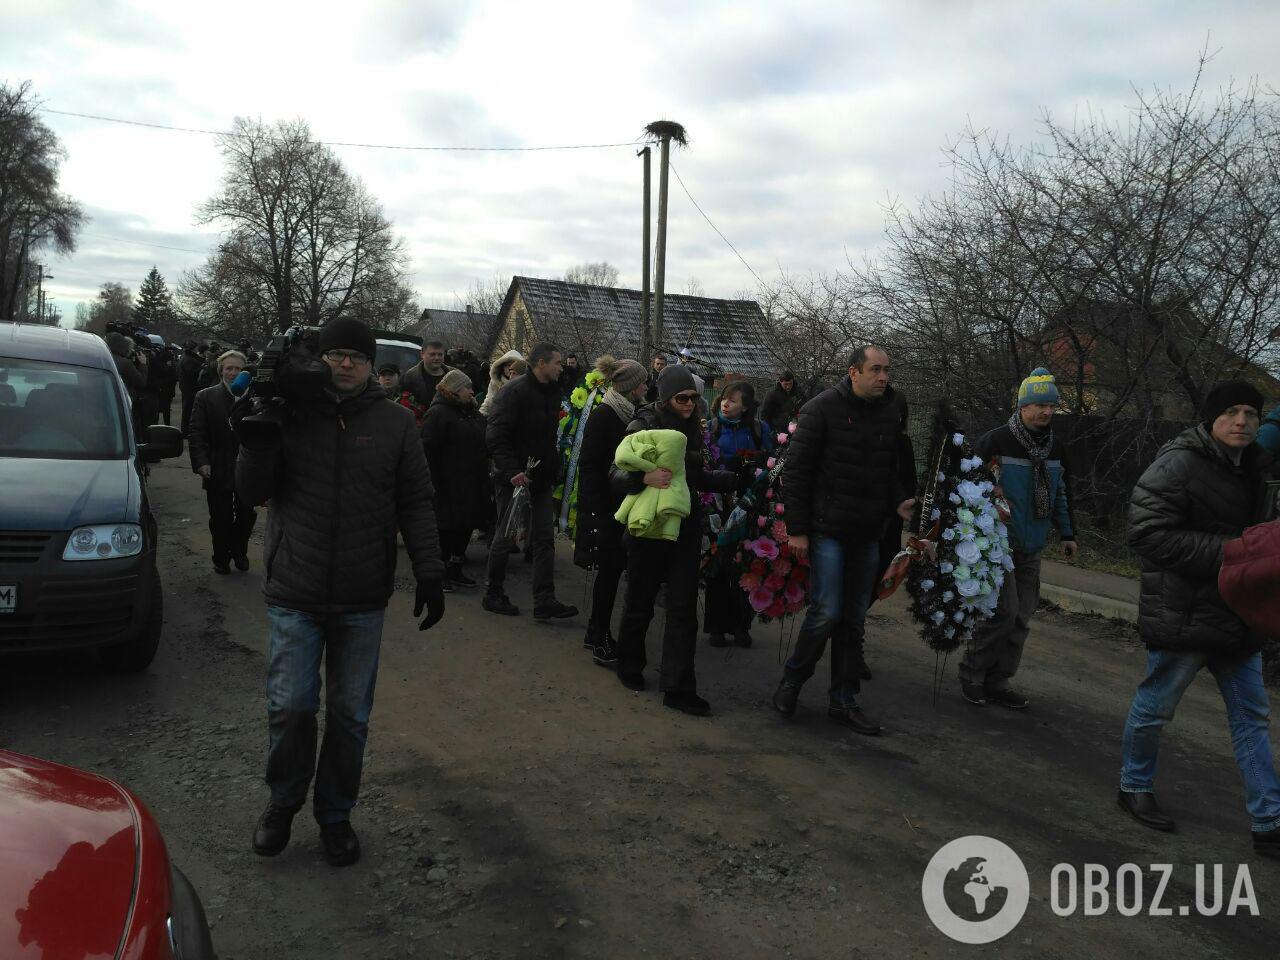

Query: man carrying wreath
[[958, 367, 1076, 709]]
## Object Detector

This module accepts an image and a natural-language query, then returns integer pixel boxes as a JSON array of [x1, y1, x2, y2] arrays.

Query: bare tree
[[0, 81, 85, 321], [563, 261, 619, 287], [181, 117, 413, 336]]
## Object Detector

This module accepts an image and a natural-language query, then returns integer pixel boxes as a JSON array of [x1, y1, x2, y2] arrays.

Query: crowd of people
[[101, 313, 1280, 866]]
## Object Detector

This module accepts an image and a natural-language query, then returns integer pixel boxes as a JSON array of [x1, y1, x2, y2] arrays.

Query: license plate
[[0, 584, 14, 614]]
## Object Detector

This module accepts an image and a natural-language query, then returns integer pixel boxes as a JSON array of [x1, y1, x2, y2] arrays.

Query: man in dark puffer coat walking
[[236, 317, 446, 868], [772, 345, 915, 736], [1118, 379, 1280, 857]]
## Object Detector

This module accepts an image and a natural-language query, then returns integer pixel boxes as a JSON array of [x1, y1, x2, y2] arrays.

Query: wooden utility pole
[[640, 146, 651, 361], [643, 120, 687, 355]]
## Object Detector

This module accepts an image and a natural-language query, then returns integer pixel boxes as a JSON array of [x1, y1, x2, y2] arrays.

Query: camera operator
[[234, 316, 446, 868], [179, 341, 203, 436]]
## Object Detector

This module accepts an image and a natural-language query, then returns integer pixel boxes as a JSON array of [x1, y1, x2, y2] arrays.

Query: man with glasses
[[236, 316, 446, 868], [483, 340, 578, 621], [771, 345, 915, 736]]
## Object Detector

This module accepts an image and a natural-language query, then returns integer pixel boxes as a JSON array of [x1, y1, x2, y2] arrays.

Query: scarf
[[600, 387, 636, 424], [1008, 411, 1053, 520]]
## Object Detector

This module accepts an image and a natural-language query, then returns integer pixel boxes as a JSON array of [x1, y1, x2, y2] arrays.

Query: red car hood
[[0, 749, 138, 960]]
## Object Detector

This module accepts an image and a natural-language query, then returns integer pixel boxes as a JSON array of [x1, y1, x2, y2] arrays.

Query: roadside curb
[[1041, 582, 1137, 623]]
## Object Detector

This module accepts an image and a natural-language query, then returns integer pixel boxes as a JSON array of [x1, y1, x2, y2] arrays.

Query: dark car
[[0, 323, 183, 670], [0, 748, 215, 959]]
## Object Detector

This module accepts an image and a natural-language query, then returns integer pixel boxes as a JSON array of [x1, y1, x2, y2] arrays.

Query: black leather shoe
[[828, 704, 882, 736], [320, 820, 361, 867], [707, 632, 729, 647], [733, 630, 754, 649], [533, 600, 578, 621], [1117, 790, 1176, 832], [213, 561, 231, 575], [233, 555, 250, 572], [252, 803, 298, 856], [772, 679, 801, 718], [987, 688, 1029, 710], [447, 562, 476, 587], [664, 691, 712, 716], [960, 682, 987, 706], [482, 594, 520, 616], [618, 670, 646, 692], [1254, 827, 1280, 858]]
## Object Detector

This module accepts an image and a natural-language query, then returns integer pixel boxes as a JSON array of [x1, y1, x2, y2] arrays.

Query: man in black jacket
[[759, 369, 803, 431], [401, 339, 452, 407], [235, 316, 446, 868], [483, 340, 577, 621], [180, 342, 205, 434], [189, 349, 254, 574], [771, 346, 914, 736], [1117, 380, 1280, 855]]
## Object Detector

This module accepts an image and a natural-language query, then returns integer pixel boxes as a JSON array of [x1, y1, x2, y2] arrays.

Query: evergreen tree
[[132, 266, 173, 330]]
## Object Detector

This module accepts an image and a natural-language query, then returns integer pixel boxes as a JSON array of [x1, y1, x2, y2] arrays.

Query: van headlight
[[62, 524, 144, 560]]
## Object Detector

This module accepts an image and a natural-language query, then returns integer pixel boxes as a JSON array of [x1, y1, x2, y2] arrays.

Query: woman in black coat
[[610, 365, 736, 716], [573, 358, 652, 665], [421, 369, 491, 590], [1118, 381, 1280, 853]]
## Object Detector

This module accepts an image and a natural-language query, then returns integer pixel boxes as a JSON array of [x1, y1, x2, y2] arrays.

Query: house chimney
[[466, 304, 473, 314]]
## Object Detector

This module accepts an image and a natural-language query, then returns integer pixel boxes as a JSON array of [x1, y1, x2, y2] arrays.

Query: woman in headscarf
[[479, 349, 527, 417], [610, 366, 736, 716], [421, 369, 491, 590], [573, 356, 650, 666]]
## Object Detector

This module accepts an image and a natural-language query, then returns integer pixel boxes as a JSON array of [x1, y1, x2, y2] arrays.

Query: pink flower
[[756, 516, 768, 528], [771, 520, 788, 540], [777, 432, 788, 444], [765, 488, 774, 500], [784, 582, 805, 604], [739, 572, 762, 591], [749, 586, 775, 612], [774, 503, 785, 515], [764, 598, 786, 619], [765, 572, 785, 591], [766, 457, 777, 469], [749, 538, 780, 561], [773, 557, 792, 577], [788, 421, 798, 433]]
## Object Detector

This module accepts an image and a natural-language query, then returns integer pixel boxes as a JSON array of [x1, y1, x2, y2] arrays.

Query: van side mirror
[[140, 424, 183, 462]]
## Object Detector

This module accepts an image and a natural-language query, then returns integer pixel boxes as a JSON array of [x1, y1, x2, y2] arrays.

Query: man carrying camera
[[235, 316, 446, 867]]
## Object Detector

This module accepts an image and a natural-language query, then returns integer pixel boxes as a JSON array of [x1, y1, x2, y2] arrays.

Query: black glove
[[414, 579, 446, 631]]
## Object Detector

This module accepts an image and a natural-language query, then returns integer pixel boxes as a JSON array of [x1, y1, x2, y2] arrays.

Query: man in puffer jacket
[[958, 368, 1076, 709], [1118, 379, 1280, 857], [235, 316, 446, 868]]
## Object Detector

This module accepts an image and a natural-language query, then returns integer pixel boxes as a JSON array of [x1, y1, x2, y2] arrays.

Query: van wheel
[[102, 574, 162, 672]]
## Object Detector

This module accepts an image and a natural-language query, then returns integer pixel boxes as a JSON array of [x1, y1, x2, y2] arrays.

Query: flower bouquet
[[553, 369, 607, 535], [905, 407, 1013, 652], [717, 421, 810, 624]]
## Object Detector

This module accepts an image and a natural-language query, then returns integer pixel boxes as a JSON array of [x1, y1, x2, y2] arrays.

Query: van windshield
[[0, 358, 130, 459]]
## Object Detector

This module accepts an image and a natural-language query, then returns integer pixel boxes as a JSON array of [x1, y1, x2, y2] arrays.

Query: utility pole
[[639, 146, 651, 361], [644, 120, 687, 355]]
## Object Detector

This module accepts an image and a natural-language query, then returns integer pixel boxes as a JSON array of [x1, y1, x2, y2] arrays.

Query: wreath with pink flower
[[712, 420, 810, 623]]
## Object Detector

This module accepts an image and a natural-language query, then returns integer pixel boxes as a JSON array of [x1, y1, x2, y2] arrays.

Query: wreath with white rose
[[905, 411, 1014, 652]]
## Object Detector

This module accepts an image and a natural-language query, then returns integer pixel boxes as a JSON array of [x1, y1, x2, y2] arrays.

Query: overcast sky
[[4, 0, 1278, 324]]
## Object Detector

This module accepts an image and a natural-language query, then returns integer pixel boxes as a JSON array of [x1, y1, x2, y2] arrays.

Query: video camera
[[231, 325, 331, 447]]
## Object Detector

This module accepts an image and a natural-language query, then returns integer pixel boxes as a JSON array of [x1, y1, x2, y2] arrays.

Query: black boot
[[828, 703, 882, 736], [663, 691, 711, 716], [448, 559, 476, 587], [592, 632, 619, 668], [252, 802, 299, 856], [1254, 826, 1280, 858], [320, 820, 361, 867], [772, 679, 801, 718], [1116, 790, 1176, 832]]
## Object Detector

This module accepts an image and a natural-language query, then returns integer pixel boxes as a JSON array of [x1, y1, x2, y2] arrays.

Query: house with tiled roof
[[488, 276, 773, 381], [419, 305, 499, 352]]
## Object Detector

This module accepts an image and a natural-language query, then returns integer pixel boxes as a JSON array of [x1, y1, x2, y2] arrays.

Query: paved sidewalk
[[1040, 556, 1139, 622]]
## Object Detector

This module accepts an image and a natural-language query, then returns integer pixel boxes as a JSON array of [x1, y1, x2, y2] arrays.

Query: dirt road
[[3, 458, 1278, 958]]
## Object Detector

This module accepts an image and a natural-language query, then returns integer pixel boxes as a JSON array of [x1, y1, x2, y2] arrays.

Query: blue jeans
[[784, 536, 878, 706], [265, 605, 385, 825], [1120, 649, 1280, 831]]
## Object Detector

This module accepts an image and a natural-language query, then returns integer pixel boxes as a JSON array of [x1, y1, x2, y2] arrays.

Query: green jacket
[[613, 429, 690, 541]]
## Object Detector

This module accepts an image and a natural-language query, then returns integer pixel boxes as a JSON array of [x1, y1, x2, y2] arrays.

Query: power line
[[80, 231, 213, 254], [41, 107, 643, 153], [668, 162, 765, 288]]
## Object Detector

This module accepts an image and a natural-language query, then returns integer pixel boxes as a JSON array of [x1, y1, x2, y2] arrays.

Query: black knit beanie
[[318, 317, 376, 359], [1201, 379, 1264, 427], [657, 364, 698, 402]]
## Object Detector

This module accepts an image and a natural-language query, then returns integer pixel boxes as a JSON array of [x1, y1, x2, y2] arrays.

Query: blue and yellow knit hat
[[1017, 367, 1060, 408]]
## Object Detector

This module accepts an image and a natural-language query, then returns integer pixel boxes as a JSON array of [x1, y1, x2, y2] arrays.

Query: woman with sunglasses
[[609, 365, 737, 716]]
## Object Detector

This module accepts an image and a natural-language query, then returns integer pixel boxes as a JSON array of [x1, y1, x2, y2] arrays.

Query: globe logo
[[922, 836, 1030, 944]]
